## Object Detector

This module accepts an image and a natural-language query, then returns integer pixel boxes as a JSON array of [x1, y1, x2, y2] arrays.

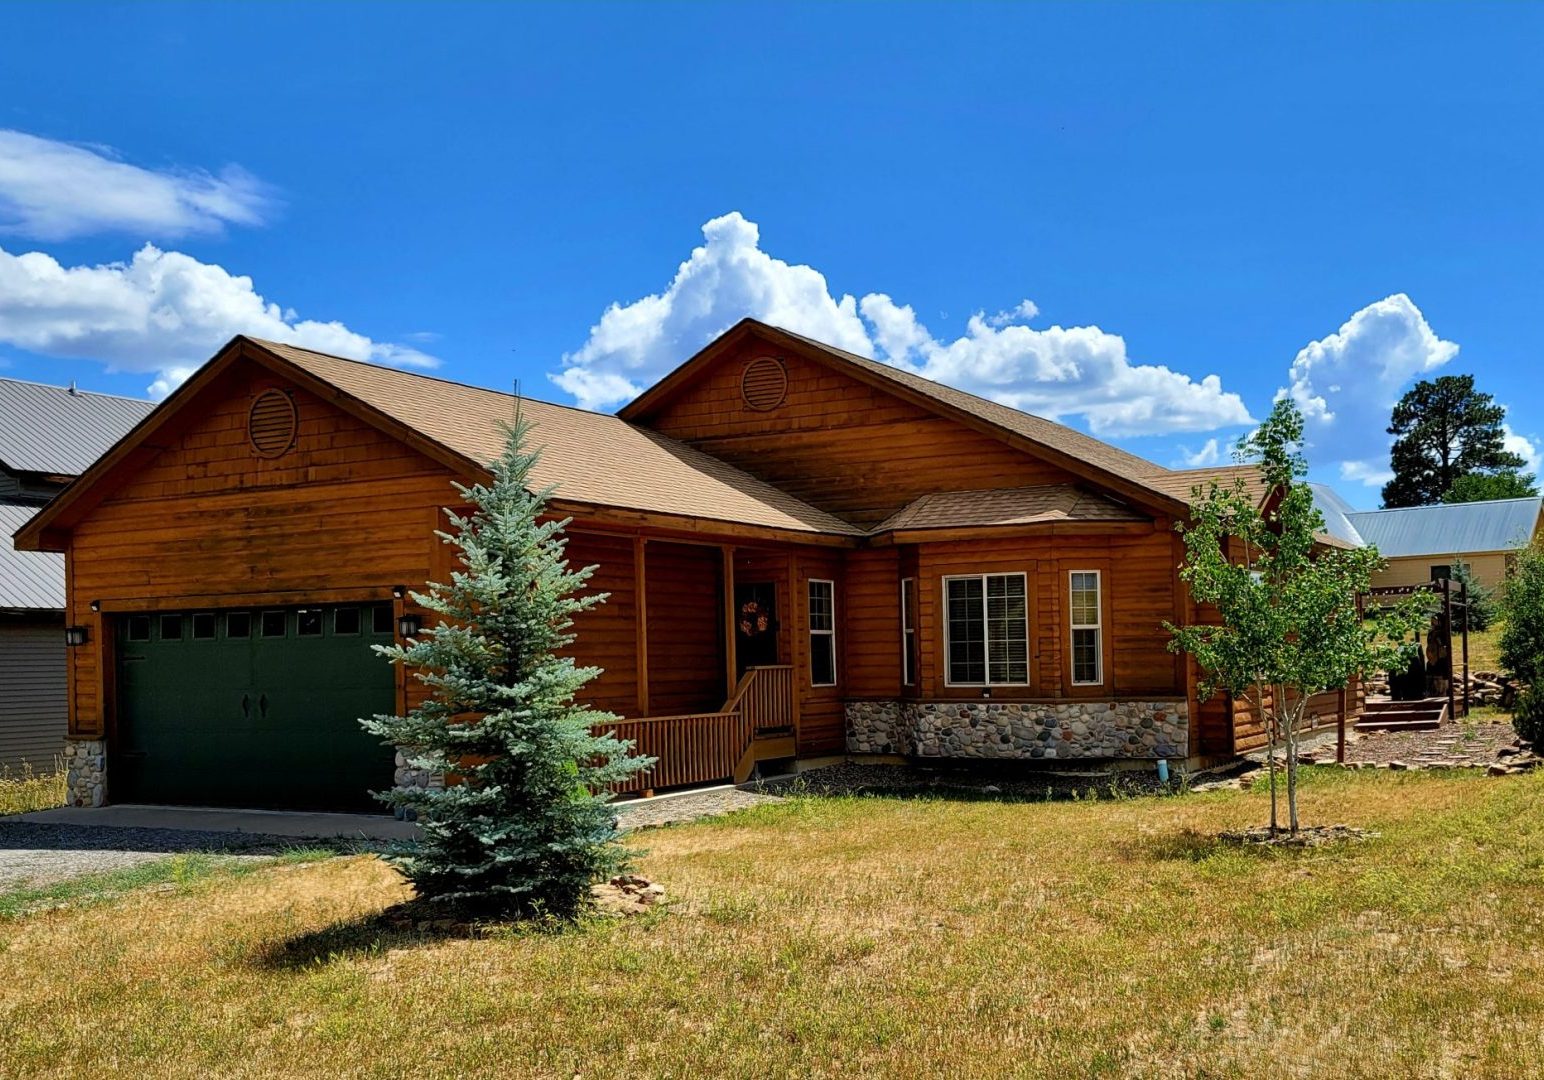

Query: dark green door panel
[[114, 604, 396, 811]]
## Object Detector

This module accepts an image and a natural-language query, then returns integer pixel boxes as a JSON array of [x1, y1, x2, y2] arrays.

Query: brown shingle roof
[[1143, 464, 1270, 507], [871, 484, 1148, 534], [254, 340, 862, 538]]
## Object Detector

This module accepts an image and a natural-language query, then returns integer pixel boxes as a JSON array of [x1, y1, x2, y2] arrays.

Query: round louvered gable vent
[[740, 356, 789, 411], [248, 389, 298, 457]]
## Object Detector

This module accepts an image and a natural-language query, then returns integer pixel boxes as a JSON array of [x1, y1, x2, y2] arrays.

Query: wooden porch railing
[[604, 665, 794, 795]]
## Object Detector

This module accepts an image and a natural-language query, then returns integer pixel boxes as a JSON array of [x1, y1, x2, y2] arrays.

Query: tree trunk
[[1257, 684, 1277, 836], [1285, 690, 1302, 835]]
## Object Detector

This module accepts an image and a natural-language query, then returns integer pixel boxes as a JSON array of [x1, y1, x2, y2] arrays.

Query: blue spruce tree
[[362, 409, 652, 917]]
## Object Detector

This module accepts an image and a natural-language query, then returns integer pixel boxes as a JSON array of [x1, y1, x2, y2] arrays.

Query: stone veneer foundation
[[64, 738, 107, 807], [845, 699, 1188, 760], [393, 749, 445, 793]]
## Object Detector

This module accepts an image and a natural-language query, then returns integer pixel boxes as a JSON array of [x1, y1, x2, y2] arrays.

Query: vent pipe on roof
[[67, 380, 78, 396]]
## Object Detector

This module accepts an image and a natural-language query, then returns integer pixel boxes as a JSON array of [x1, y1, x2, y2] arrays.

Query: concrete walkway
[[18, 804, 419, 841]]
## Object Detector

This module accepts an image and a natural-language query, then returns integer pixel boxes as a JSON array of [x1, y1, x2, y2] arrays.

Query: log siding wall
[[637, 346, 1080, 528]]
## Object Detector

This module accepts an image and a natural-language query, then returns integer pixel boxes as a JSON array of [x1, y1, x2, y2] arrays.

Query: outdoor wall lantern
[[981, 686, 993, 699], [89, 599, 101, 612], [397, 613, 423, 639], [391, 584, 407, 599], [65, 625, 89, 647]]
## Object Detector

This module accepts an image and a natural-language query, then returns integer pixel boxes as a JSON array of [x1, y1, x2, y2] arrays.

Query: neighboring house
[[1345, 497, 1544, 592], [18, 321, 1355, 810], [0, 378, 155, 772]]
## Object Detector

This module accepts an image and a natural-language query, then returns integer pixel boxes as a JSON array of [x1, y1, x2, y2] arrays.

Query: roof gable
[[620, 319, 1188, 516], [18, 337, 861, 551]]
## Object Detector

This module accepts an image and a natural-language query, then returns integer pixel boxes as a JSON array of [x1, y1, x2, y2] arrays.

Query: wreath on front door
[[738, 599, 772, 639]]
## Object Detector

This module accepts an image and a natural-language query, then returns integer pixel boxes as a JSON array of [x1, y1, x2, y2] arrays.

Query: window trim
[[900, 576, 917, 687], [1068, 569, 1104, 687], [808, 578, 838, 688], [941, 572, 1031, 688]]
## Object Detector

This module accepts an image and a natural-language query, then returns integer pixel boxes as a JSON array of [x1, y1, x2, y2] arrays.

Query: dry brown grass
[[0, 760, 64, 816], [3, 770, 1544, 1078]]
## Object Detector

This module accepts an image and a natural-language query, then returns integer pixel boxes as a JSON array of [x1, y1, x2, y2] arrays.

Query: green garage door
[[114, 604, 397, 811]]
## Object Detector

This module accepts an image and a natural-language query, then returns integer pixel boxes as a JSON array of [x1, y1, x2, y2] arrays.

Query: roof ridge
[[248, 338, 616, 420], [1348, 496, 1544, 517], [0, 374, 153, 404]]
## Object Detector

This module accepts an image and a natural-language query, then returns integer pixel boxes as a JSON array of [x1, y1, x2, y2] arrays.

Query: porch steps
[[1354, 699, 1447, 732]]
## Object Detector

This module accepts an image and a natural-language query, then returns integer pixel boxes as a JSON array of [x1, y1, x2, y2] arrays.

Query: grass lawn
[[4, 771, 1544, 1078]]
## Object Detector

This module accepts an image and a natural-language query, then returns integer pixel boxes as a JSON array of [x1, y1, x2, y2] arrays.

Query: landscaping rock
[[591, 874, 665, 917], [1387, 760, 1411, 771]]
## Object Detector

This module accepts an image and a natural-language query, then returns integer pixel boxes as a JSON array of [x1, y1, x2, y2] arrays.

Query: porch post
[[723, 545, 737, 700], [634, 537, 649, 717]]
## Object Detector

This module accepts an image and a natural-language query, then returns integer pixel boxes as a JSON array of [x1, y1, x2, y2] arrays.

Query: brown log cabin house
[[16, 319, 1352, 812]]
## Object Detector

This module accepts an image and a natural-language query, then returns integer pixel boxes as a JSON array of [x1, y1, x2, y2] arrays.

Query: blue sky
[[1, 2, 1541, 506]]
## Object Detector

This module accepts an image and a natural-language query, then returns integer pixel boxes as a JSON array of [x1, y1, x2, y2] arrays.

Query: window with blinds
[[1069, 570, 1103, 686], [944, 573, 1029, 686]]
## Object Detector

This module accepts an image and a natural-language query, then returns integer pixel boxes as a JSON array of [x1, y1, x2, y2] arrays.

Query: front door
[[734, 582, 779, 674]]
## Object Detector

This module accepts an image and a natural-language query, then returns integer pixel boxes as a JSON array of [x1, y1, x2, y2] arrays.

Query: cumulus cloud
[[1504, 423, 1542, 476], [1175, 438, 1223, 469], [0, 129, 274, 241], [1284, 294, 1459, 486], [0, 242, 436, 398], [553, 212, 1253, 437]]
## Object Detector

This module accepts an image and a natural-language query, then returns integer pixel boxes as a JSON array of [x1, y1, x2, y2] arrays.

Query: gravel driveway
[[0, 821, 339, 890]]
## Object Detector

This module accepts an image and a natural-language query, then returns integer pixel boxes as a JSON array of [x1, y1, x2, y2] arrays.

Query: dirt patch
[[759, 760, 1177, 801], [1219, 824, 1378, 847]]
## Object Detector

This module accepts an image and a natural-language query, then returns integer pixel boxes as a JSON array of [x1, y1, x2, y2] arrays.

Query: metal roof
[[1309, 483, 1366, 548], [0, 503, 63, 610], [0, 377, 156, 477], [1347, 497, 1544, 558]]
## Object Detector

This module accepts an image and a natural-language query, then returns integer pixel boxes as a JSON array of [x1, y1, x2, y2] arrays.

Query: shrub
[[1448, 562, 1496, 632], [1499, 542, 1544, 687], [1511, 687, 1544, 747]]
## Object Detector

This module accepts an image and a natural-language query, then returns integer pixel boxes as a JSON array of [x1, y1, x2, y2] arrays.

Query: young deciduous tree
[[1381, 374, 1526, 508], [1169, 399, 1429, 835], [362, 410, 652, 918]]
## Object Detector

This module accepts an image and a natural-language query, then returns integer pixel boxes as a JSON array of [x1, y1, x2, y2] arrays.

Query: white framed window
[[808, 579, 837, 687], [901, 577, 918, 686], [1069, 570, 1103, 686], [943, 573, 1029, 686]]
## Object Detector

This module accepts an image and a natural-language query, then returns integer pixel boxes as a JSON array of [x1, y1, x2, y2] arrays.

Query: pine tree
[[1381, 375, 1525, 508], [362, 409, 652, 918]]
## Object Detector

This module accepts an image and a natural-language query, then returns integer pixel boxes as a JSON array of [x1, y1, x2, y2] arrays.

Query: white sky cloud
[[1284, 293, 1460, 487], [1175, 438, 1223, 469], [1504, 422, 1542, 476], [552, 211, 1254, 436], [1283, 293, 1542, 490], [0, 129, 274, 241], [0, 242, 436, 398]]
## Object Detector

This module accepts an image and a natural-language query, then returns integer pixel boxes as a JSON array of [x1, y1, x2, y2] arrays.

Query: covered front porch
[[603, 539, 805, 795]]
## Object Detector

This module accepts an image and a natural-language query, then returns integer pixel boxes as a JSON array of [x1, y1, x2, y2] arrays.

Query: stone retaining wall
[[64, 738, 106, 807], [846, 699, 1188, 761]]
